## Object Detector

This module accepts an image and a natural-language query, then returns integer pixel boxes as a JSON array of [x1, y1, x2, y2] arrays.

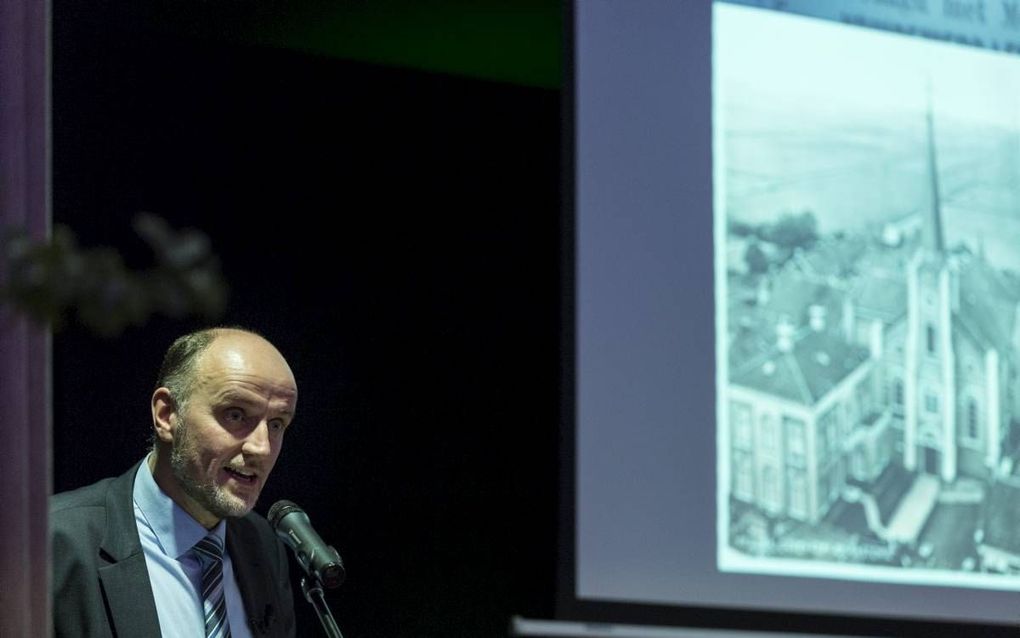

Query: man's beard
[[169, 415, 254, 520]]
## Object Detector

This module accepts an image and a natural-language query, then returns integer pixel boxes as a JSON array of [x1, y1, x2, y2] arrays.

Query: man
[[52, 327, 299, 637]]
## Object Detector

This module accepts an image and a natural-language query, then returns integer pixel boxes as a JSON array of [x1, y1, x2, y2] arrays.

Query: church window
[[762, 466, 779, 511], [926, 324, 936, 354], [732, 401, 752, 449], [785, 417, 806, 465], [925, 392, 939, 413], [828, 418, 840, 457], [734, 451, 754, 501], [788, 468, 808, 519], [817, 406, 836, 462], [967, 399, 979, 440], [760, 414, 774, 453]]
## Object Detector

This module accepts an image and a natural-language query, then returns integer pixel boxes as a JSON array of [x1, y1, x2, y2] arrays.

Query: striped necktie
[[192, 533, 232, 638]]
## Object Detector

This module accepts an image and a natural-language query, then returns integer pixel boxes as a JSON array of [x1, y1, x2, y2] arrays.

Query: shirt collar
[[133, 454, 227, 559]]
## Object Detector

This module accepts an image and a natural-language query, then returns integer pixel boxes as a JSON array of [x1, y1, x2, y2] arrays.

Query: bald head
[[156, 327, 295, 415], [193, 330, 298, 405]]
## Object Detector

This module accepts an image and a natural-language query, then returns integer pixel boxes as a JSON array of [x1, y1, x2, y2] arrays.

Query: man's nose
[[242, 420, 272, 457]]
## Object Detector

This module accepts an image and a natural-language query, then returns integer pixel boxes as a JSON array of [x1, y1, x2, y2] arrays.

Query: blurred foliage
[[762, 211, 819, 250], [0, 213, 227, 336], [745, 241, 769, 275]]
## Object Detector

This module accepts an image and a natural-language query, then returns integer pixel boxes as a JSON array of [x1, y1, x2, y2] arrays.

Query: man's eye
[[269, 419, 286, 432], [225, 408, 246, 422]]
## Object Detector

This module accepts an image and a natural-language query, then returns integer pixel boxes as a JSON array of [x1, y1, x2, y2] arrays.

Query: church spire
[[922, 88, 945, 254]]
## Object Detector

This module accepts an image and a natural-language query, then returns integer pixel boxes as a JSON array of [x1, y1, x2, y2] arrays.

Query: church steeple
[[904, 90, 959, 482], [922, 95, 945, 254]]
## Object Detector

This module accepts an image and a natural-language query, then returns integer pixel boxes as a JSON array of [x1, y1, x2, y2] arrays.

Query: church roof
[[767, 275, 839, 323], [856, 241, 915, 279], [850, 275, 906, 324], [981, 477, 1020, 556], [730, 328, 870, 407], [956, 255, 1019, 353]]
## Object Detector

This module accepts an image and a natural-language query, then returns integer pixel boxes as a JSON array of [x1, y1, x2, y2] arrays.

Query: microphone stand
[[301, 576, 344, 638]]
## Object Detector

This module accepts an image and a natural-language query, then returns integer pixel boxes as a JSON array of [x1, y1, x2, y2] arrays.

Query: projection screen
[[569, 1, 1020, 633]]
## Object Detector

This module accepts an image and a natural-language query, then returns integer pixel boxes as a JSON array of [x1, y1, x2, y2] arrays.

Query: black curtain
[[52, 7, 560, 636]]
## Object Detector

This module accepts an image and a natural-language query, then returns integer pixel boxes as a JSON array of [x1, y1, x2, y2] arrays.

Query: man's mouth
[[224, 466, 258, 484]]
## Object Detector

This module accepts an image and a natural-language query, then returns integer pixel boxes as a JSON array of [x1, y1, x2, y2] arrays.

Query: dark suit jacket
[[51, 461, 296, 637]]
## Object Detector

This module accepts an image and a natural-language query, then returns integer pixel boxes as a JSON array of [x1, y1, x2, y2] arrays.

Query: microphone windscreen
[[267, 499, 303, 529]]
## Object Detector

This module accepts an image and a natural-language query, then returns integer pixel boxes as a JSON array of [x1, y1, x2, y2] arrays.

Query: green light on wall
[[250, 1, 562, 89]]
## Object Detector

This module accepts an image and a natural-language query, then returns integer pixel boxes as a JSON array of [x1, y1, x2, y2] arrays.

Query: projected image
[[715, 3, 1020, 588]]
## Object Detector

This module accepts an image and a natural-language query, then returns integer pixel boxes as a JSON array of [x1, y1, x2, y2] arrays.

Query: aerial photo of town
[[715, 4, 1020, 588]]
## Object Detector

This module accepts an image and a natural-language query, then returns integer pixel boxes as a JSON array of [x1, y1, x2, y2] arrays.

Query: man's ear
[[151, 387, 178, 444]]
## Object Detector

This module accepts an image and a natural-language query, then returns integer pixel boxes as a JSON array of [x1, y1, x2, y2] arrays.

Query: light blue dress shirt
[[133, 457, 253, 638]]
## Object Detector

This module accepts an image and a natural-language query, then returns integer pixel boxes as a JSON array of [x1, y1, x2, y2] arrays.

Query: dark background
[[51, 3, 560, 637]]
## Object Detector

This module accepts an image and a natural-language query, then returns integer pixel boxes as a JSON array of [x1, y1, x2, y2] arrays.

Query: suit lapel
[[98, 461, 162, 637], [98, 553, 162, 637], [228, 518, 277, 636]]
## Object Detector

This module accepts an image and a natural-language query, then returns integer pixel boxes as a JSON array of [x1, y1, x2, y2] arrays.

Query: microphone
[[267, 500, 346, 589]]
